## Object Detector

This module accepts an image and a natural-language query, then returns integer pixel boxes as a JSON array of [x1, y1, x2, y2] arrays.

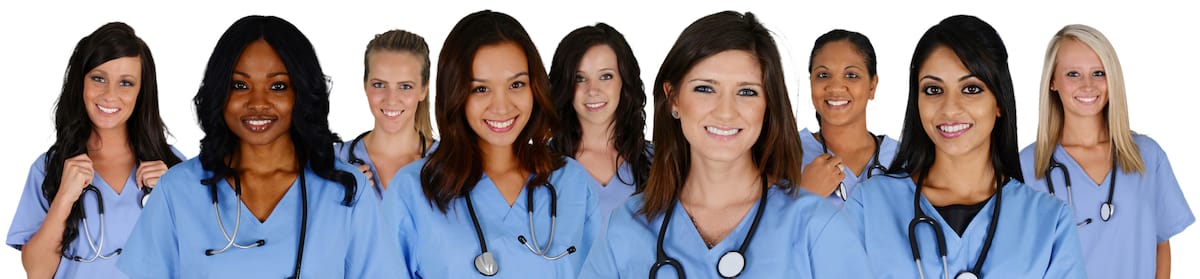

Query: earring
[[671, 111, 679, 119]]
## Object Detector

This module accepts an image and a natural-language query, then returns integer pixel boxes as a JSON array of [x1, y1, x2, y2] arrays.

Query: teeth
[[1076, 96, 1098, 103], [247, 119, 272, 126], [585, 102, 606, 109], [939, 123, 970, 133], [486, 118, 514, 129], [706, 126, 740, 136], [826, 100, 849, 106], [97, 105, 118, 113], [382, 110, 402, 117]]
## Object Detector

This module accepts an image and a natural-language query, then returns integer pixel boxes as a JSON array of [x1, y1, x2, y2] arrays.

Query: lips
[[825, 99, 850, 107], [1074, 96, 1099, 104], [583, 101, 607, 112], [705, 126, 741, 138], [484, 116, 516, 133], [936, 122, 972, 139], [97, 104, 119, 114], [242, 117, 277, 132], [381, 109, 404, 119]]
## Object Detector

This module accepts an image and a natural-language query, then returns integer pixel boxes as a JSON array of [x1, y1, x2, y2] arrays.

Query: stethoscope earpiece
[[717, 251, 746, 278], [475, 251, 498, 276]]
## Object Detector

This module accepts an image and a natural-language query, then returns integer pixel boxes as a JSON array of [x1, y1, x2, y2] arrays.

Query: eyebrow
[[473, 72, 529, 83], [920, 74, 978, 83], [233, 71, 289, 78]]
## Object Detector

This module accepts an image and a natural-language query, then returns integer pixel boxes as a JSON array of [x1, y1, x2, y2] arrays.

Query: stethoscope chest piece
[[834, 182, 847, 202], [140, 192, 150, 208], [1100, 202, 1114, 222], [139, 187, 152, 208], [475, 251, 498, 276], [717, 251, 746, 278], [956, 271, 979, 279]]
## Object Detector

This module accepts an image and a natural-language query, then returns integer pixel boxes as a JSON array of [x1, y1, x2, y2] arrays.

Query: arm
[[1043, 203, 1087, 279], [346, 175, 407, 278], [20, 155, 94, 279], [1156, 241, 1170, 279]]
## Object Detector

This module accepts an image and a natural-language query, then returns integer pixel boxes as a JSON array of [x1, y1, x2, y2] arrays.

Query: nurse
[[845, 15, 1086, 278], [548, 23, 652, 228], [381, 10, 600, 278], [798, 29, 899, 207], [334, 29, 438, 198], [580, 11, 870, 278], [7, 22, 184, 279], [1019, 24, 1193, 279], [115, 15, 399, 278]]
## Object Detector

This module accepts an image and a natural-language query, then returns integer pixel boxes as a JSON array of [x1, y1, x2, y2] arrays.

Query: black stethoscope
[[907, 174, 1003, 279], [63, 185, 123, 262], [1045, 149, 1117, 227], [204, 173, 308, 279], [816, 132, 888, 201], [347, 131, 429, 187], [649, 175, 768, 279], [465, 182, 576, 276]]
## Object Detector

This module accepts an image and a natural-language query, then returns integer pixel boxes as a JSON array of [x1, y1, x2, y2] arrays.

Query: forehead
[[684, 50, 762, 81], [472, 42, 528, 78], [234, 39, 286, 71], [812, 40, 865, 66], [918, 46, 969, 76]]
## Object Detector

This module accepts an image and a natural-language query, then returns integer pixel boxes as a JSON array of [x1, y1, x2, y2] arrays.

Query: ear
[[995, 104, 1002, 118], [868, 75, 879, 101], [663, 82, 678, 114], [420, 84, 430, 101]]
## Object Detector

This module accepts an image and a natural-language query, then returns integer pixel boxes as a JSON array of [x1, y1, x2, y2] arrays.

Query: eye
[[90, 76, 106, 83], [371, 82, 385, 89], [119, 80, 135, 87], [574, 74, 586, 83], [472, 86, 488, 94], [400, 83, 413, 90], [737, 88, 759, 97], [270, 82, 288, 91], [922, 85, 944, 95], [692, 85, 714, 94], [599, 73, 614, 81], [1092, 70, 1106, 77], [1065, 71, 1080, 78], [510, 81, 526, 89], [816, 72, 829, 79], [231, 81, 248, 90], [846, 72, 859, 79], [962, 85, 984, 95]]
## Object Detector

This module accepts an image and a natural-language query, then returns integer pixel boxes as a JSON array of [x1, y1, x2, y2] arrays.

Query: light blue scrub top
[[115, 158, 402, 278], [580, 185, 872, 278], [798, 128, 898, 208], [596, 162, 636, 233], [382, 157, 600, 278], [1019, 135, 1194, 279], [333, 135, 439, 200], [846, 175, 1087, 278], [7, 148, 185, 279]]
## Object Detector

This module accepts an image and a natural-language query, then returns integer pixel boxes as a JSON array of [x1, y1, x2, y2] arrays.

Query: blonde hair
[[1033, 24, 1143, 178], [364, 29, 434, 139]]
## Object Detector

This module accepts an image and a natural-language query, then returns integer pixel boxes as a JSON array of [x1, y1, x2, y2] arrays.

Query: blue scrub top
[[1019, 135, 1194, 279], [846, 175, 1087, 278], [115, 158, 402, 278], [798, 128, 898, 208], [580, 184, 871, 278], [596, 162, 636, 234], [333, 135, 439, 200], [382, 157, 600, 278], [7, 147, 185, 279]]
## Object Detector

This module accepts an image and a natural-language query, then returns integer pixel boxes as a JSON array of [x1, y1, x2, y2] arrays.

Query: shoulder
[[1002, 179, 1068, 213], [27, 152, 48, 173], [385, 158, 428, 201], [161, 158, 206, 182], [1131, 134, 1165, 157], [1018, 142, 1038, 160], [613, 194, 651, 227], [553, 157, 593, 181], [798, 128, 820, 148], [167, 145, 189, 161]]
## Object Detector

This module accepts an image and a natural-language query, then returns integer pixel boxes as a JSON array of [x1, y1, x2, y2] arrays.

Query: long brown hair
[[639, 11, 803, 219], [420, 10, 563, 212]]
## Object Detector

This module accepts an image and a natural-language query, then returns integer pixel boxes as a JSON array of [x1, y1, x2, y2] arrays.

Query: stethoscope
[[1044, 150, 1117, 227], [204, 172, 309, 279], [347, 130, 430, 188], [465, 182, 576, 276], [63, 185, 123, 262], [649, 175, 768, 279], [907, 173, 1003, 279], [816, 132, 888, 201]]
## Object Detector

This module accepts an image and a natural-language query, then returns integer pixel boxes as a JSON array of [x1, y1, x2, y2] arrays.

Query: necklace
[[683, 205, 727, 249]]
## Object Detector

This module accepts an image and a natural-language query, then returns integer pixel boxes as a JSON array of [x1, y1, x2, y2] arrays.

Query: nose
[[712, 89, 737, 120], [247, 87, 270, 112], [488, 88, 513, 115], [824, 77, 848, 95], [940, 91, 966, 117]]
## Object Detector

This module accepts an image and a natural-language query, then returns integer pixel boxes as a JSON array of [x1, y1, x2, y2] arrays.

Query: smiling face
[[917, 45, 1000, 158], [84, 56, 142, 131], [670, 50, 766, 163], [223, 39, 295, 146], [465, 42, 534, 149], [573, 44, 622, 126], [365, 50, 428, 133], [1051, 38, 1108, 119], [810, 40, 876, 127]]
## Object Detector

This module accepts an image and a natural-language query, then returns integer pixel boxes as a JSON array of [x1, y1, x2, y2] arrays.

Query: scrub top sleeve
[[7, 155, 50, 250], [168, 146, 187, 161], [345, 177, 408, 277], [578, 173, 602, 270], [807, 207, 872, 278], [1149, 146, 1195, 243], [116, 174, 180, 279], [1045, 203, 1087, 279], [379, 175, 418, 278]]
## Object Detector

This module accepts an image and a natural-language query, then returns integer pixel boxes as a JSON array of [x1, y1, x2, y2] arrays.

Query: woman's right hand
[[799, 154, 846, 197], [357, 164, 375, 187], [56, 154, 94, 203]]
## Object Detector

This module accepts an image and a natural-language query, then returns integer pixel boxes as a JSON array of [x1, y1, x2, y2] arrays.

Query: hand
[[136, 160, 169, 189], [56, 154, 94, 203], [357, 164, 375, 187], [799, 154, 846, 197]]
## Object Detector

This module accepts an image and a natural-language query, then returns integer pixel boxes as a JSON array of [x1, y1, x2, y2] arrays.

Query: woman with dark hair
[[380, 10, 599, 278], [798, 29, 899, 208], [845, 15, 1086, 278], [548, 23, 651, 229], [580, 11, 867, 278], [115, 15, 399, 278], [334, 29, 439, 199], [6, 22, 184, 279]]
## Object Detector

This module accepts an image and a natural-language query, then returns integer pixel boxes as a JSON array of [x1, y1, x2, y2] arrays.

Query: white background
[[1, 0, 1196, 276]]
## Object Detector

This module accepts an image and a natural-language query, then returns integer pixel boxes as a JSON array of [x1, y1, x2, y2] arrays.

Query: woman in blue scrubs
[[1019, 24, 1194, 279], [6, 22, 184, 279], [381, 10, 600, 278], [334, 29, 438, 199], [548, 23, 652, 229], [115, 15, 400, 278], [580, 11, 869, 278], [845, 15, 1086, 278], [798, 29, 899, 207]]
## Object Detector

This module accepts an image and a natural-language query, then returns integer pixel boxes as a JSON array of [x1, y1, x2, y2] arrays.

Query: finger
[[145, 177, 159, 188]]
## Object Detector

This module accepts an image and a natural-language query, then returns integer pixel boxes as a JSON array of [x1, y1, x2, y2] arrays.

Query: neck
[[87, 127, 132, 158], [681, 152, 760, 207], [364, 127, 423, 157], [1060, 114, 1108, 146], [577, 120, 616, 156], [235, 136, 299, 175], [480, 143, 521, 175], [923, 147, 996, 204], [818, 120, 873, 154]]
